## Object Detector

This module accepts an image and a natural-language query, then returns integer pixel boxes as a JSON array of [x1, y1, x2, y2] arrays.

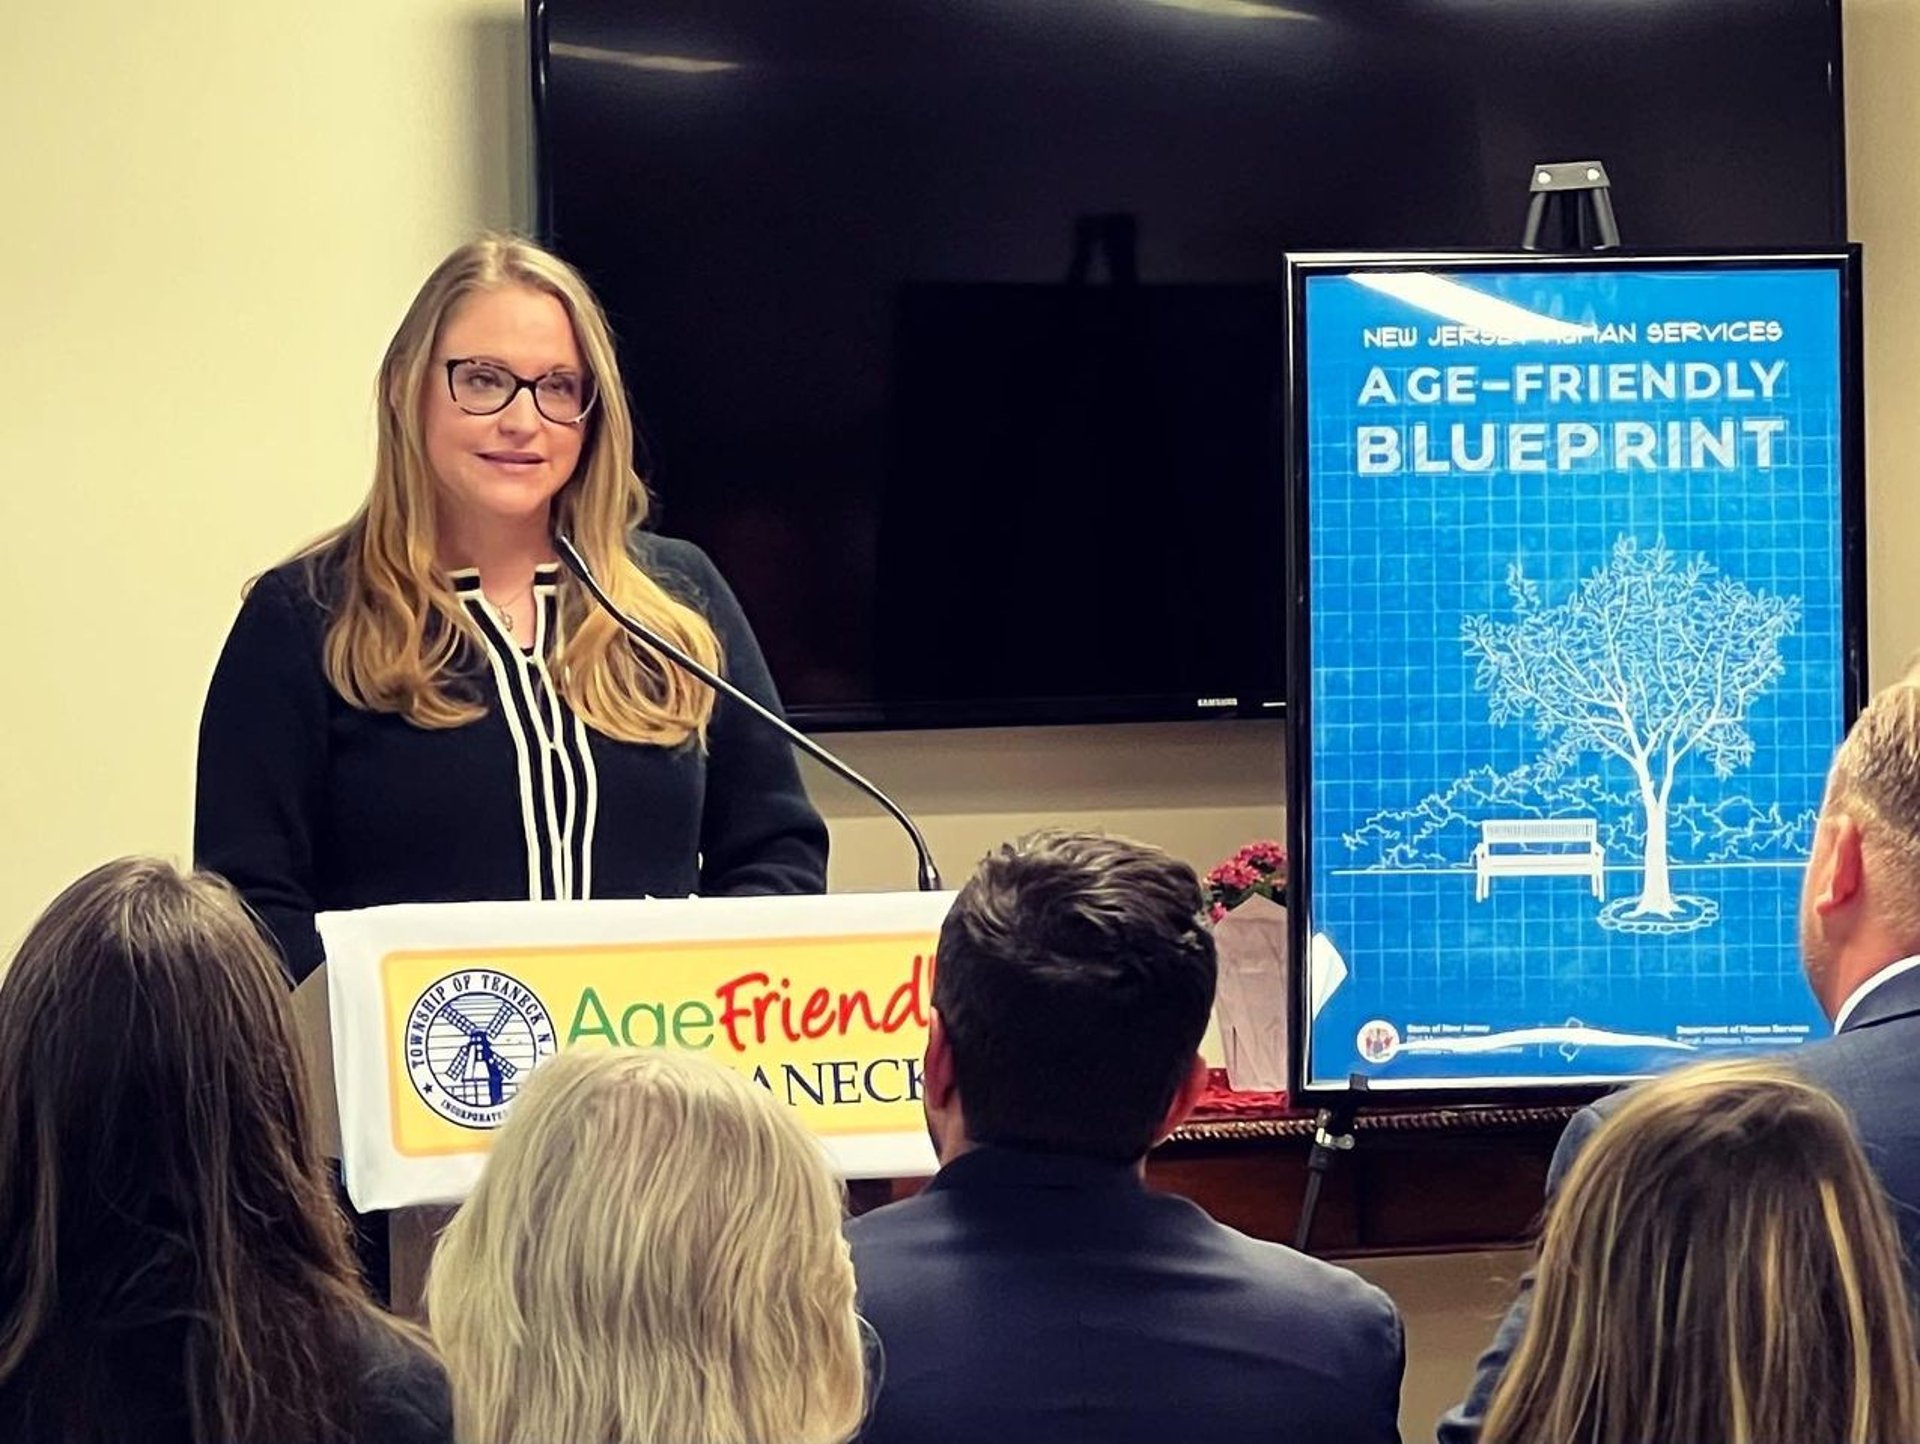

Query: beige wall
[[810, 722, 1285, 892], [1848, 0, 1920, 685], [0, 0, 530, 949], [1351, 1250, 1530, 1441]]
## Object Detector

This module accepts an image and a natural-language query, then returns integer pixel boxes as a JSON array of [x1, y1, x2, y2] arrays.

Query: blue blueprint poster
[[1296, 259, 1851, 1090]]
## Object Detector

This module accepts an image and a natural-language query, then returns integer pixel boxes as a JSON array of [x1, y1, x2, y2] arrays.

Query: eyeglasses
[[443, 358, 597, 426]]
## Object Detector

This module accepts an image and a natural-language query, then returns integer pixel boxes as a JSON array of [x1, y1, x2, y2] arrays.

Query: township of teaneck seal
[[405, 969, 558, 1129]]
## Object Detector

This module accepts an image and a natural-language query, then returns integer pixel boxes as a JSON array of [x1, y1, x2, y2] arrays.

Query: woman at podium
[[194, 236, 827, 983]]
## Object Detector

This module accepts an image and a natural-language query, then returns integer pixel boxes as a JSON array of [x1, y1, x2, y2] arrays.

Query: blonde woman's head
[[1483, 1059, 1920, 1444], [311, 233, 721, 743], [372, 233, 636, 555], [426, 1048, 865, 1444]]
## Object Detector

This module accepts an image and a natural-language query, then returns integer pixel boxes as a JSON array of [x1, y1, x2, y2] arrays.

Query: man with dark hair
[[847, 829, 1406, 1444], [1441, 676, 1920, 1441]]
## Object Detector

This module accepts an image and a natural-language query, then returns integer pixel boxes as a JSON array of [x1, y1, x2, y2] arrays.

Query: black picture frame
[[1282, 246, 1867, 1103]]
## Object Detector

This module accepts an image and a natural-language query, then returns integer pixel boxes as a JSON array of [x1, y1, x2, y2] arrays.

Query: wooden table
[[1153, 1103, 1573, 1255], [847, 1101, 1580, 1258]]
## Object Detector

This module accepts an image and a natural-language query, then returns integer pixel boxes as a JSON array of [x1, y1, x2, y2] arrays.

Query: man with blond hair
[[1441, 677, 1920, 1442]]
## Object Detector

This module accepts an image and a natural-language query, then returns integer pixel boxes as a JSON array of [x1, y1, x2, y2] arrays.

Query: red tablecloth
[[1190, 1067, 1294, 1119]]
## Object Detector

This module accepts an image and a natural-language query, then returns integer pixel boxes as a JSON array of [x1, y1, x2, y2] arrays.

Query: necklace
[[482, 584, 535, 633]]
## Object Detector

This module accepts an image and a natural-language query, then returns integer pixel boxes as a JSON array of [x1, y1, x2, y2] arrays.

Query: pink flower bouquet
[[1203, 840, 1289, 923]]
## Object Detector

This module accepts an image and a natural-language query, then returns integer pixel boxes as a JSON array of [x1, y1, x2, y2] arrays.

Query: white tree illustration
[[1462, 537, 1800, 919]]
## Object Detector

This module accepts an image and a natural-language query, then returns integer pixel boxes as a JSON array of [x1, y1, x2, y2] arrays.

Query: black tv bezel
[[1282, 245, 1868, 1103], [526, 0, 1288, 733], [524, 0, 1848, 735], [528, 0, 554, 238]]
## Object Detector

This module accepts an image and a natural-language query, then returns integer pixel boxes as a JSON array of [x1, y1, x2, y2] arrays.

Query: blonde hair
[[304, 233, 720, 745], [425, 1048, 865, 1444], [1483, 1059, 1920, 1444], [1828, 680, 1920, 937], [0, 859, 428, 1444]]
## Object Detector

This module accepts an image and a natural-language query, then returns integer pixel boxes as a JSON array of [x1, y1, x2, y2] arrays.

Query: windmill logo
[[404, 970, 558, 1130]]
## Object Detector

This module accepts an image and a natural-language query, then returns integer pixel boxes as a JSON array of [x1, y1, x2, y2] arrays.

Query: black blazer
[[1439, 961, 1920, 1444], [847, 1146, 1406, 1444]]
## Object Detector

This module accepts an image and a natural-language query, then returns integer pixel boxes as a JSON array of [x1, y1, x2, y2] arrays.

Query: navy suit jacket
[[1438, 963, 1920, 1443], [847, 1145, 1406, 1444]]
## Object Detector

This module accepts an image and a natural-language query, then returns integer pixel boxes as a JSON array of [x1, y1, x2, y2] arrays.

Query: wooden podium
[[292, 966, 447, 1310], [293, 966, 340, 1158]]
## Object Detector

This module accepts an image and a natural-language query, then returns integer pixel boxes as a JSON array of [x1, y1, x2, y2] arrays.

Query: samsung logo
[[1196, 697, 1239, 708]]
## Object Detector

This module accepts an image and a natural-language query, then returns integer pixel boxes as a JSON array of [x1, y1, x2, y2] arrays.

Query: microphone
[[554, 532, 943, 892]]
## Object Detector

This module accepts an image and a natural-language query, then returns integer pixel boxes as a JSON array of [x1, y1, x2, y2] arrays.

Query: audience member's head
[[1483, 1059, 1920, 1444], [1802, 678, 1920, 1014], [928, 829, 1217, 1163], [426, 1048, 865, 1444], [0, 858, 425, 1444]]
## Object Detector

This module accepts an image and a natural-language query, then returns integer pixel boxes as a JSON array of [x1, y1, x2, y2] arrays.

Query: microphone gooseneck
[[553, 532, 942, 892]]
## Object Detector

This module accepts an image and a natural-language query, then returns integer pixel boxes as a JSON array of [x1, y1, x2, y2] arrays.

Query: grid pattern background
[[1302, 266, 1846, 1088]]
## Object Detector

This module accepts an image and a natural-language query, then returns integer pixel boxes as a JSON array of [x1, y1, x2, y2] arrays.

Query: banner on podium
[[319, 892, 952, 1211]]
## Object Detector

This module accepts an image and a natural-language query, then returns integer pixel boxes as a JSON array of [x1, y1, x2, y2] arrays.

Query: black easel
[[1521, 160, 1622, 252], [1293, 1074, 1368, 1252]]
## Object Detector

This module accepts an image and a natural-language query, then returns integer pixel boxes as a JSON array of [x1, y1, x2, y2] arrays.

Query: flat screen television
[[1285, 249, 1864, 1095], [529, 0, 1845, 730]]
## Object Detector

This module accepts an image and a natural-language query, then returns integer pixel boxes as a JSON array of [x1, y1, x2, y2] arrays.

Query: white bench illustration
[[1472, 818, 1605, 902]]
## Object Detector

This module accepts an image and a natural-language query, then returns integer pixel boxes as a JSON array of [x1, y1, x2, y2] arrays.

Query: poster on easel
[[1285, 249, 1864, 1093]]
